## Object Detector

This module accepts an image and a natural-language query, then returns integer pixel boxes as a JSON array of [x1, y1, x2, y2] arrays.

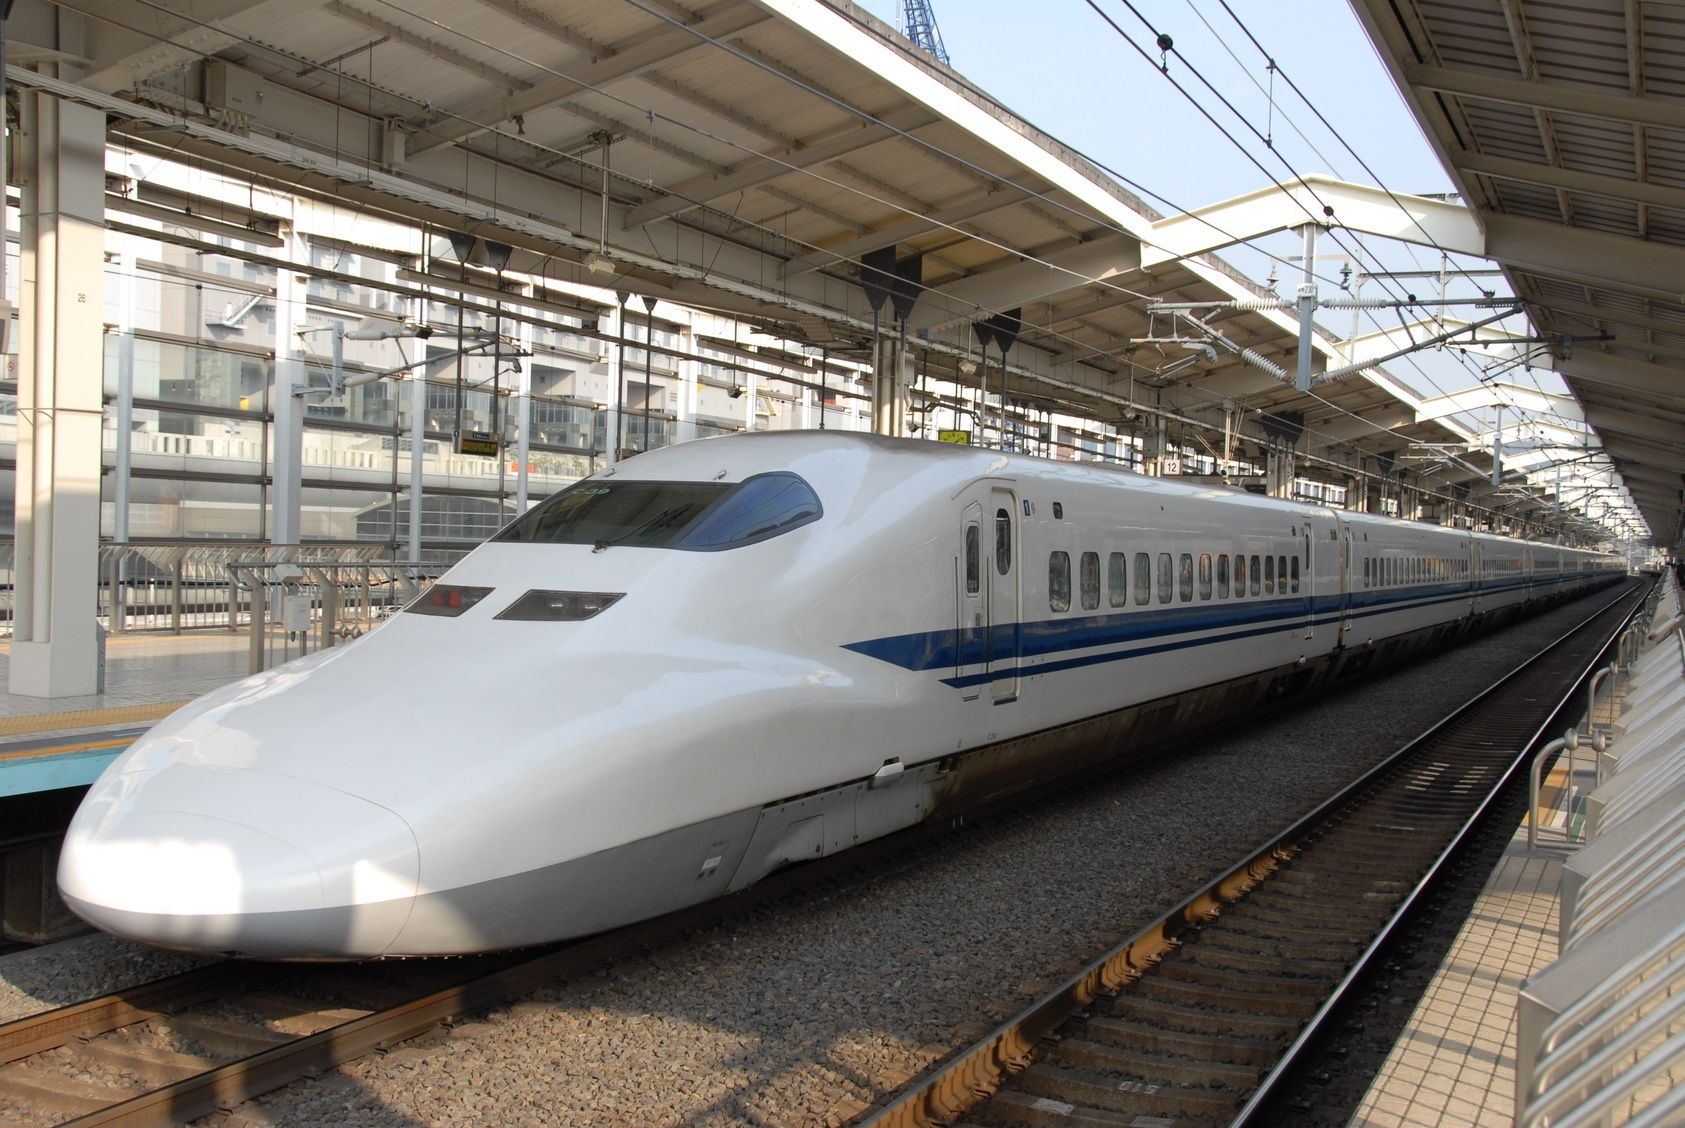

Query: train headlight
[[495, 590, 624, 621], [404, 584, 494, 617]]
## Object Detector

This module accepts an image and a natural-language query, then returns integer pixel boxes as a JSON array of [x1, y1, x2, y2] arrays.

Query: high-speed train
[[59, 432, 1624, 959]]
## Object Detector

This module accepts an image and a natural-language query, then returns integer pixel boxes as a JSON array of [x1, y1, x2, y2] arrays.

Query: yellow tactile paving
[[0, 736, 135, 763], [0, 701, 187, 738]]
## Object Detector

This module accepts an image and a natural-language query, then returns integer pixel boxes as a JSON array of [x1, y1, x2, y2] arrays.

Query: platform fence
[[0, 542, 469, 664]]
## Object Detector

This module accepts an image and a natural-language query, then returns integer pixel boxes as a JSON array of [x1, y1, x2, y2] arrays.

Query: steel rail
[[857, 580, 1645, 1128]]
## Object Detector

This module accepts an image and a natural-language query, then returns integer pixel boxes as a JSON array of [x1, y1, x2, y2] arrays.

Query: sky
[[850, 0, 1550, 409]]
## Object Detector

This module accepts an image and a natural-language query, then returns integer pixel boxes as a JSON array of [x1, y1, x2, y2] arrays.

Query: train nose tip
[[57, 767, 419, 959]]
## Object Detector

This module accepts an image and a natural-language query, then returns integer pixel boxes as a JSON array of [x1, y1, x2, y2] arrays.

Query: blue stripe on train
[[841, 574, 1575, 680]]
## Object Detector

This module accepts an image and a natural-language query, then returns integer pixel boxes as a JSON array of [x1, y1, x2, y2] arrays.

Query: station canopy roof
[[1352, 0, 1685, 547], [4, 0, 1652, 539]]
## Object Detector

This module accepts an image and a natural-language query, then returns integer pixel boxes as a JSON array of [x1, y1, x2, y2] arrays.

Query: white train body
[[58, 432, 1624, 958]]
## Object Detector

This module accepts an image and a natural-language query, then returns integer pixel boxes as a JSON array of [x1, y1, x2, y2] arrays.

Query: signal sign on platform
[[937, 429, 971, 445]]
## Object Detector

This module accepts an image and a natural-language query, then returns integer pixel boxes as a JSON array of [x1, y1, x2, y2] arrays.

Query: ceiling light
[[584, 252, 616, 276]]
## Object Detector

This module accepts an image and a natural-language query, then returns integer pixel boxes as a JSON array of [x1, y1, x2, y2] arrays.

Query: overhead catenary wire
[[1086, 0, 1597, 453], [1200, 0, 1566, 410]]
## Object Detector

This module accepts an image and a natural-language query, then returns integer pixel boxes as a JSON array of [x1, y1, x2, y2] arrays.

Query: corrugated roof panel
[[1460, 103, 1549, 162], [1415, 1, 1519, 73], [1490, 180, 1564, 219], [1643, 133, 1685, 189], [1524, 2, 1632, 91], [1639, 210, 1685, 247], [1550, 118, 1639, 177]]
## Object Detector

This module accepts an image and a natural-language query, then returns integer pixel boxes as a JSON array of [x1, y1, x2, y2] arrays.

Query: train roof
[[605, 431, 1618, 555]]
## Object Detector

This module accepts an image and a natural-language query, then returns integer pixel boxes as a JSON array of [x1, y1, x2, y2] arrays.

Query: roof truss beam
[[1399, 61, 1685, 134], [625, 104, 941, 227], [407, 6, 770, 156], [1454, 151, 1685, 214]]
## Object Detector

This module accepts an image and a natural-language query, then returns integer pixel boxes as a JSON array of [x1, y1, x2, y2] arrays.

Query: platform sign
[[937, 429, 972, 445], [456, 430, 501, 457]]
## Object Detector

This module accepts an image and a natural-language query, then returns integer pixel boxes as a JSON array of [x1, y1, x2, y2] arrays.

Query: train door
[[1300, 521, 1316, 643], [956, 502, 984, 701], [987, 488, 1020, 704], [1337, 519, 1355, 643]]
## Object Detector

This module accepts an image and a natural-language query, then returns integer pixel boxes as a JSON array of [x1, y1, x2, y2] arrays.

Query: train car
[[57, 432, 1623, 959]]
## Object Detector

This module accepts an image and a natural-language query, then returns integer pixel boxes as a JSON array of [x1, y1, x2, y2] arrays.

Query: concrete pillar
[[10, 84, 107, 697], [1266, 448, 1295, 499], [603, 303, 624, 463], [871, 336, 911, 437], [270, 223, 304, 544], [513, 316, 533, 515], [676, 328, 698, 443]]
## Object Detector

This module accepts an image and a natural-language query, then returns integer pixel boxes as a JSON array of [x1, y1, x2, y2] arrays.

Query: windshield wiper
[[591, 503, 694, 552]]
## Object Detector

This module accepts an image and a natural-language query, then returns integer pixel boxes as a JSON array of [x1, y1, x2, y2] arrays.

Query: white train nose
[[58, 765, 419, 959]]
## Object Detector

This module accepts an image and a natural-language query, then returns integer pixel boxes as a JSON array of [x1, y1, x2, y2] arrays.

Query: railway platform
[[0, 631, 251, 798], [1355, 576, 1682, 1127]]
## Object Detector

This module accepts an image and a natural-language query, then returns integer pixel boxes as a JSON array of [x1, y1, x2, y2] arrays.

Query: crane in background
[[900, 0, 950, 65]]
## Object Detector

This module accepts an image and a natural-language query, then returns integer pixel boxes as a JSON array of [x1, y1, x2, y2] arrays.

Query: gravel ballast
[[0, 589, 1622, 1126]]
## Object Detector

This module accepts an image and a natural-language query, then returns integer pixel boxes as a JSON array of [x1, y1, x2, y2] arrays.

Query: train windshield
[[493, 472, 822, 550]]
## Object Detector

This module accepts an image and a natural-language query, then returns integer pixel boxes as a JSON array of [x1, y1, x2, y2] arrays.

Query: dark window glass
[[1264, 554, 1275, 594], [679, 472, 823, 549], [1052, 502, 1064, 519], [1108, 553, 1127, 608], [1080, 551, 1100, 610], [965, 525, 980, 595], [494, 479, 730, 548], [1364, 558, 1371, 588], [1178, 553, 1194, 602], [996, 508, 1012, 575], [1250, 555, 1262, 596], [1157, 552, 1174, 604], [1217, 554, 1230, 598], [1290, 556, 1300, 594], [1049, 551, 1071, 612], [1278, 555, 1287, 592], [1198, 553, 1212, 600], [1134, 551, 1151, 605]]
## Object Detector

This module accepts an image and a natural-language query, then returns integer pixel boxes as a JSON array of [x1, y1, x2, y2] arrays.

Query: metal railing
[[1518, 570, 1685, 1127], [1, 541, 469, 646], [226, 557, 457, 674]]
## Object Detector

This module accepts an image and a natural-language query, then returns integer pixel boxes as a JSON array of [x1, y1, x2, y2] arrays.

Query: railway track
[[0, 587, 1640, 1127], [860, 581, 1647, 1128]]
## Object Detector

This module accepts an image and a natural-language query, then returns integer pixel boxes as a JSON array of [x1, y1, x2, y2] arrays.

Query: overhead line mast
[[901, 0, 950, 65]]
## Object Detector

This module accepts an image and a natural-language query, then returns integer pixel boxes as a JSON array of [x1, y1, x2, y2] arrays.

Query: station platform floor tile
[[0, 631, 253, 729], [1350, 818, 1576, 1127]]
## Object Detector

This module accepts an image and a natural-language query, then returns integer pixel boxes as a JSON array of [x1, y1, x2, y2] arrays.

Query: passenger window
[[1178, 553, 1194, 602], [1157, 552, 1174, 604], [1363, 558, 1371, 588], [1108, 552, 1127, 608], [1080, 551, 1100, 611], [1198, 553, 1212, 600], [1134, 551, 1151, 605], [995, 508, 1012, 575], [1290, 556, 1300, 594], [964, 526, 980, 595], [1217, 554, 1230, 598], [1049, 551, 1071, 612], [1250, 555, 1261, 596], [1264, 555, 1275, 595]]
